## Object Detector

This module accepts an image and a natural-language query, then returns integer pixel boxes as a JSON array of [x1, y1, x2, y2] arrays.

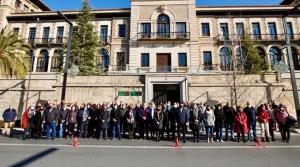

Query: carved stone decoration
[[158, 5, 167, 13]]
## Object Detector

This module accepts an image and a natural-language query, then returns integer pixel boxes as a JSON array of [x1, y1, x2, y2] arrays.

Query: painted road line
[[0, 143, 300, 149]]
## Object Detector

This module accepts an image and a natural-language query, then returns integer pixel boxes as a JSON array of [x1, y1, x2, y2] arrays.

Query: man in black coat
[[43, 102, 59, 139], [243, 102, 258, 142], [161, 102, 171, 140], [110, 104, 122, 140], [223, 102, 235, 141], [214, 103, 225, 142], [169, 103, 178, 140], [175, 103, 189, 143]]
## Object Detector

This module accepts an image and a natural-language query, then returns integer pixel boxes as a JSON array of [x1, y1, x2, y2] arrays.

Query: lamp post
[[57, 10, 73, 103], [282, 4, 300, 127]]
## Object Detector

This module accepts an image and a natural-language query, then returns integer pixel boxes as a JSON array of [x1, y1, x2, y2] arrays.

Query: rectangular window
[[42, 27, 50, 44], [178, 53, 187, 67], [201, 23, 210, 36], [117, 52, 126, 70], [176, 22, 187, 38], [220, 23, 229, 40], [12, 28, 20, 35], [287, 22, 294, 39], [203, 51, 213, 70], [56, 26, 64, 44], [236, 22, 245, 37], [252, 23, 261, 40], [118, 24, 126, 38], [100, 25, 108, 42], [28, 27, 36, 44], [141, 53, 150, 67], [268, 22, 278, 40], [140, 23, 151, 39]]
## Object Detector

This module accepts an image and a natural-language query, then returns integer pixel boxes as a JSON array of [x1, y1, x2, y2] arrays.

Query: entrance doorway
[[152, 84, 180, 105], [157, 53, 171, 72]]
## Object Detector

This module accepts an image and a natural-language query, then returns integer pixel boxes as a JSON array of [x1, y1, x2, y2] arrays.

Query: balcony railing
[[26, 37, 67, 45], [215, 34, 300, 42], [109, 65, 223, 73], [100, 36, 111, 43], [137, 32, 190, 40]]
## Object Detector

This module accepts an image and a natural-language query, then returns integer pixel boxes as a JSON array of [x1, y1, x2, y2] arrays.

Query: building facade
[[1, 0, 300, 117]]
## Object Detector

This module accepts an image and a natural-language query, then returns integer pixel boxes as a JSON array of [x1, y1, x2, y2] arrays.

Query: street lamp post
[[57, 10, 73, 103], [282, 4, 300, 127]]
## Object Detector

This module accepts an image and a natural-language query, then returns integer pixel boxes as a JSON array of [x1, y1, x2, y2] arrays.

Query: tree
[[0, 28, 30, 79], [242, 34, 267, 74], [70, 0, 104, 75]]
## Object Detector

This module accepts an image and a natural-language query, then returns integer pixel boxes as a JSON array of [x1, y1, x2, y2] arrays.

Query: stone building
[[0, 0, 300, 118]]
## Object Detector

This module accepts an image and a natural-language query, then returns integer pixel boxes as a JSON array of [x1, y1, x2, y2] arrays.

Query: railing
[[137, 32, 190, 40], [215, 34, 300, 42], [26, 37, 67, 45], [100, 36, 111, 43], [108, 65, 227, 73]]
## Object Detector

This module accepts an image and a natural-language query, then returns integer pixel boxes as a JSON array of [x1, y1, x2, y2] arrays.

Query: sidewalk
[[1, 129, 299, 148]]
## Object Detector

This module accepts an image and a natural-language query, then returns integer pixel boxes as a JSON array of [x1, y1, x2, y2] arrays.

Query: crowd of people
[[1, 100, 296, 143]]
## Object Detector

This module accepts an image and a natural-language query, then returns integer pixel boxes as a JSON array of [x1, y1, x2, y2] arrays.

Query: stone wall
[[0, 72, 299, 120]]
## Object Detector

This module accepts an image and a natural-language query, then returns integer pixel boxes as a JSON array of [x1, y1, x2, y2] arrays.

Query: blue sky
[[44, 0, 283, 10]]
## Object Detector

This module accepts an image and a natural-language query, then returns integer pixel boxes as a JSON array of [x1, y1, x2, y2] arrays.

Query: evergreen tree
[[242, 35, 267, 74], [70, 0, 103, 75]]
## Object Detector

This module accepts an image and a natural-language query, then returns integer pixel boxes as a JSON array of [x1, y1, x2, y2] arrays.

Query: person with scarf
[[153, 105, 164, 142], [125, 105, 136, 139]]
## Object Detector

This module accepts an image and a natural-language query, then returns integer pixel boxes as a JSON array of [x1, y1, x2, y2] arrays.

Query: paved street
[[0, 134, 300, 167]]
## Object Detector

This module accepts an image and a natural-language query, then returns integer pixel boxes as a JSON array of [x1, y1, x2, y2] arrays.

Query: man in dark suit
[[175, 103, 189, 143], [43, 102, 59, 139]]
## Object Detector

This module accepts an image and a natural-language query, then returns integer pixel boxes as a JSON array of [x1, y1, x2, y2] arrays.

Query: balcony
[[26, 37, 67, 45], [100, 36, 111, 44], [215, 34, 300, 42], [109, 65, 221, 73], [137, 32, 190, 41]]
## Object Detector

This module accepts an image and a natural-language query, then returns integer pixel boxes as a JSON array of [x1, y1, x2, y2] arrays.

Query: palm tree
[[0, 27, 31, 108], [0, 27, 30, 79]]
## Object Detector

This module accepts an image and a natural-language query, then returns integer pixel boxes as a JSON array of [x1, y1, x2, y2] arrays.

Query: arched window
[[51, 50, 63, 72], [36, 49, 49, 72], [291, 47, 300, 70], [157, 14, 170, 38], [269, 46, 282, 65], [219, 47, 232, 71], [97, 48, 110, 71]]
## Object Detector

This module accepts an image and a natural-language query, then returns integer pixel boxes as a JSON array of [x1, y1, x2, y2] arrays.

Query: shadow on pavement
[[9, 148, 59, 167]]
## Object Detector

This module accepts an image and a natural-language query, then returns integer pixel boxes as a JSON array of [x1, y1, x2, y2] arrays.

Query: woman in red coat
[[234, 106, 248, 143], [21, 106, 32, 140], [257, 104, 270, 142]]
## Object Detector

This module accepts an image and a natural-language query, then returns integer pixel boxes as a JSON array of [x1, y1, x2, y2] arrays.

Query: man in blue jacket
[[175, 103, 189, 143], [243, 102, 257, 142], [2, 106, 17, 137]]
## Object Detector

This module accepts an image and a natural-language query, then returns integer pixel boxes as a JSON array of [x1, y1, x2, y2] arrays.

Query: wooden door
[[157, 54, 171, 72]]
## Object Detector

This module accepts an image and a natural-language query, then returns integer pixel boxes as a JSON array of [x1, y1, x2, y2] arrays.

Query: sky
[[43, 0, 283, 10]]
